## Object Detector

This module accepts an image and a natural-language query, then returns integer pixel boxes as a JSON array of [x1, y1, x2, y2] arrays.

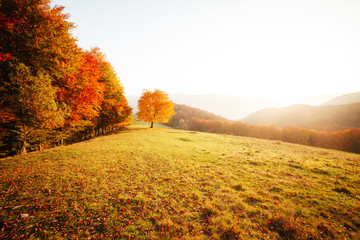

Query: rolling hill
[[0, 127, 359, 239], [242, 102, 360, 131], [169, 94, 275, 120], [322, 91, 360, 105], [166, 104, 226, 129]]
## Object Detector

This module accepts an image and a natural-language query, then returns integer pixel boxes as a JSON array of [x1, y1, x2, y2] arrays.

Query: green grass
[[1, 127, 359, 239]]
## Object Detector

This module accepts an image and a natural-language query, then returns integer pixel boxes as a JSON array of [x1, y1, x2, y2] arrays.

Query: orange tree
[[137, 89, 175, 128]]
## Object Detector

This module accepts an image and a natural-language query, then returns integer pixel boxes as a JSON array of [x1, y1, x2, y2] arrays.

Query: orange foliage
[[137, 89, 175, 128], [91, 48, 132, 130], [0, 1, 131, 155]]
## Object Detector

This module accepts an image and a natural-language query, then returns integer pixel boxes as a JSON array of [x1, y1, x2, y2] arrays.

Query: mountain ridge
[[241, 102, 360, 131], [322, 91, 360, 105]]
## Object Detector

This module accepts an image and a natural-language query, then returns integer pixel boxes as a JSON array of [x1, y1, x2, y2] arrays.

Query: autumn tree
[[0, 1, 131, 154], [57, 49, 105, 123], [1, 61, 66, 154], [0, 0, 79, 153], [0, 0, 79, 78], [137, 89, 175, 128], [90, 48, 132, 134]]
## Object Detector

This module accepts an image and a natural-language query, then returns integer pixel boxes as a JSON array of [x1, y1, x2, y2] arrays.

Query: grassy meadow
[[0, 126, 359, 239]]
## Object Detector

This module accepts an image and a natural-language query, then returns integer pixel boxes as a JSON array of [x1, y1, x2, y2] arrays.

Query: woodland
[[0, 0, 132, 156]]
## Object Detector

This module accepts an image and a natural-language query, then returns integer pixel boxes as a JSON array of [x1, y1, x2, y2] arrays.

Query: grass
[[0, 126, 359, 239]]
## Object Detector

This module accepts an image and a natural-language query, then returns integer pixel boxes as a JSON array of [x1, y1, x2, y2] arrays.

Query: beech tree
[[137, 89, 175, 128]]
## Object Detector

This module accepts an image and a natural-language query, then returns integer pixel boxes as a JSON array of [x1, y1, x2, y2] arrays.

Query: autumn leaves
[[137, 89, 175, 128], [0, 1, 175, 155], [0, 1, 132, 155]]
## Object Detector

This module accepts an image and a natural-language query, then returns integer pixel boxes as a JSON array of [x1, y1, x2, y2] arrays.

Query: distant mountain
[[126, 96, 139, 113], [169, 94, 275, 120], [322, 92, 360, 105], [242, 102, 360, 131], [126, 92, 356, 121], [126, 94, 274, 120], [297, 93, 340, 106]]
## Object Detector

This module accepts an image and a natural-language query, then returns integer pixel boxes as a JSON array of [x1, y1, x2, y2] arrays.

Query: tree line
[[167, 105, 360, 154], [0, 0, 132, 156]]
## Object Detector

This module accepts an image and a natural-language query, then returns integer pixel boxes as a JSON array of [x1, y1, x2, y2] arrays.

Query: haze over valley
[[127, 92, 354, 120]]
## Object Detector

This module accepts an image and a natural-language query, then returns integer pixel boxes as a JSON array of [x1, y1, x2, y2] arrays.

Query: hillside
[[166, 104, 227, 129], [169, 94, 275, 120], [242, 102, 360, 131], [322, 92, 360, 105], [1, 127, 359, 239]]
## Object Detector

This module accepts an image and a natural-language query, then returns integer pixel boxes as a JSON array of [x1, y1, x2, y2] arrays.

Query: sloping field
[[1, 127, 359, 239]]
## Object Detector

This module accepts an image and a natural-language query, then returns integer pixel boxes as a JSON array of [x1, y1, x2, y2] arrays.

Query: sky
[[51, 0, 360, 105]]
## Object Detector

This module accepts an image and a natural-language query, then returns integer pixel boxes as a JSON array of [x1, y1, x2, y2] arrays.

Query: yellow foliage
[[137, 89, 175, 127]]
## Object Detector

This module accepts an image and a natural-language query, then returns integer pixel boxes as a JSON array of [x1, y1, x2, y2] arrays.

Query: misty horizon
[[126, 91, 359, 120]]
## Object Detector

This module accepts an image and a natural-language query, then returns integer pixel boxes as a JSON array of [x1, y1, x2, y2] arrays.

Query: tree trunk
[[150, 122, 154, 128], [19, 125, 31, 154], [20, 140, 27, 154]]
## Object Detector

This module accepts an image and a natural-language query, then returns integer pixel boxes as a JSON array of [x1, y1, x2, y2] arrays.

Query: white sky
[[51, 0, 360, 105]]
